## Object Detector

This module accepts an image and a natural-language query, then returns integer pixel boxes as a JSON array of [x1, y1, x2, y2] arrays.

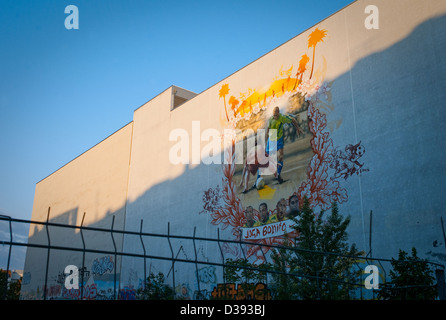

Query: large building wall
[[120, 0, 446, 299], [339, 0, 446, 257], [21, 123, 133, 299], [22, 0, 446, 300]]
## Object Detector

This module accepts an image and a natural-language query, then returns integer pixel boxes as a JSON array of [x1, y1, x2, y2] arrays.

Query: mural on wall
[[200, 27, 369, 263]]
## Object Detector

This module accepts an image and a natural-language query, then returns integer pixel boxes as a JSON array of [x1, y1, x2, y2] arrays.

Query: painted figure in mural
[[329, 141, 369, 180], [254, 202, 269, 226], [239, 140, 278, 193], [266, 106, 303, 184], [276, 198, 289, 221], [243, 206, 256, 228], [287, 194, 300, 218], [269, 198, 289, 222]]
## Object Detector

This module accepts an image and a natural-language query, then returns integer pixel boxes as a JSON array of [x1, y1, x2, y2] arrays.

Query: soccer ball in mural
[[255, 177, 265, 190]]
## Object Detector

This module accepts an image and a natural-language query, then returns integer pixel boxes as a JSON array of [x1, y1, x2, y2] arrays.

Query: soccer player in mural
[[269, 198, 288, 223], [276, 198, 288, 221], [266, 106, 303, 184], [243, 206, 256, 228], [254, 202, 269, 226], [239, 138, 278, 193], [288, 194, 300, 218]]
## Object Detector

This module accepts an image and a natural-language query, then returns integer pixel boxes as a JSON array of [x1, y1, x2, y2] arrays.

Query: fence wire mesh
[[0, 214, 444, 300]]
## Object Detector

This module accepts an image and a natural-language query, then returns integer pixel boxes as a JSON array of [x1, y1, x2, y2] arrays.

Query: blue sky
[[0, 0, 354, 269]]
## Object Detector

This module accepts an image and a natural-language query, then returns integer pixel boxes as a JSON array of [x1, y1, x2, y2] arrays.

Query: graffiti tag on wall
[[92, 256, 114, 276], [211, 283, 271, 300]]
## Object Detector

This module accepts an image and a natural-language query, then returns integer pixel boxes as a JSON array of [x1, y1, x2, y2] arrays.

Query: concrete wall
[[21, 122, 133, 299], [339, 0, 446, 258], [22, 0, 446, 300], [120, 0, 446, 299]]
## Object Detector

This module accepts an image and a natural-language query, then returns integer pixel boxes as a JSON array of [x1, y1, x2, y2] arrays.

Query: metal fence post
[[192, 227, 201, 299], [217, 228, 225, 284], [79, 212, 86, 300], [110, 216, 117, 300], [139, 219, 147, 291], [167, 222, 175, 299], [6, 216, 12, 281], [43, 207, 51, 300]]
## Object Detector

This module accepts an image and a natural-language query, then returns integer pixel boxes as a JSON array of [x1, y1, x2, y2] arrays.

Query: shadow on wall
[[334, 12, 446, 258], [18, 206, 126, 300], [18, 13, 446, 300]]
